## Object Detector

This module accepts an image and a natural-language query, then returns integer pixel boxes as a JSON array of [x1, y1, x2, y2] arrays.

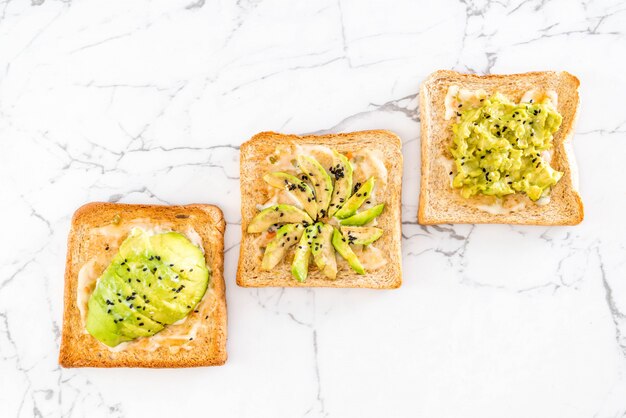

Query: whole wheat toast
[[59, 202, 227, 368], [237, 130, 403, 289], [418, 70, 584, 225]]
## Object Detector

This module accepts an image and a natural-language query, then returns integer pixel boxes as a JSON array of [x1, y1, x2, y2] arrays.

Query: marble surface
[[1, 0, 626, 417]]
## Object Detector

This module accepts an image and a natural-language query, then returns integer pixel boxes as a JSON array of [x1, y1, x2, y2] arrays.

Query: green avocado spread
[[86, 228, 209, 347], [450, 93, 563, 201]]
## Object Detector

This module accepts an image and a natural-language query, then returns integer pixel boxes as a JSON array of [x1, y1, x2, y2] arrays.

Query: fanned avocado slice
[[331, 228, 365, 275], [247, 204, 313, 233], [340, 226, 383, 246], [291, 225, 315, 282], [311, 223, 337, 280], [339, 204, 385, 226], [327, 151, 353, 217], [263, 172, 318, 219], [298, 155, 333, 219], [334, 177, 375, 219], [262, 223, 305, 271], [85, 228, 209, 347]]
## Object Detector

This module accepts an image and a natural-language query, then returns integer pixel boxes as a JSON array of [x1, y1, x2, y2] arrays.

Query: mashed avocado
[[450, 93, 563, 201]]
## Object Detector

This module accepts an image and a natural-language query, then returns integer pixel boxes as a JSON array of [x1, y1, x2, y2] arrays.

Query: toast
[[59, 202, 227, 368], [418, 70, 584, 225], [237, 130, 403, 289]]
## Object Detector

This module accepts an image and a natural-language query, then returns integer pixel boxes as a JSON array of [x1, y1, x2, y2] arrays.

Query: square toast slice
[[237, 130, 403, 289], [59, 202, 227, 368], [419, 70, 584, 225]]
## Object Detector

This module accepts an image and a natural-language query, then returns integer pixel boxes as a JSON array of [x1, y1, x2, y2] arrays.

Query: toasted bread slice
[[418, 70, 583, 225], [238, 130, 402, 289], [59, 202, 227, 368]]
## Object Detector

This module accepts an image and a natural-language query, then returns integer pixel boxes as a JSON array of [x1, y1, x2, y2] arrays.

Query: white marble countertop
[[1, 0, 626, 417]]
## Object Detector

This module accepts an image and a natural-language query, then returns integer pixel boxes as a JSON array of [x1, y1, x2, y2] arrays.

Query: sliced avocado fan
[[298, 155, 333, 219], [331, 228, 365, 275], [247, 204, 313, 233], [340, 204, 385, 226], [262, 223, 305, 271], [340, 226, 383, 246], [85, 228, 209, 347], [327, 151, 353, 217], [334, 176, 375, 219], [251, 151, 386, 281], [263, 172, 318, 219], [311, 223, 337, 280]]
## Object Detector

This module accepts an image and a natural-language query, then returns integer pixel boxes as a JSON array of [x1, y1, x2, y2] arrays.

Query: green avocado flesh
[[247, 204, 313, 233], [339, 204, 385, 226], [298, 155, 333, 219], [85, 228, 209, 347], [263, 172, 318, 219], [327, 151, 353, 217], [334, 177, 375, 219], [331, 228, 365, 275], [262, 223, 304, 271], [251, 150, 387, 281], [291, 225, 315, 282], [311, 223, 337, 280], [451, 93, 563, 201], [340, 226, 383, 246]]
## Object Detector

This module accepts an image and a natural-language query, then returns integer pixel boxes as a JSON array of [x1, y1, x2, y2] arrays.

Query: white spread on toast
[[444, 86, 561, 214], [444, 86, 488, 120], [475, 199, 527, 215], [521, 89, 558, 108], [77, 220, 213, 353]]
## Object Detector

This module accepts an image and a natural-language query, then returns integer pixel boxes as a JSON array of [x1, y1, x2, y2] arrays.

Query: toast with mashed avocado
[[59, 202, 227, 368], [237, 130, 402, 289], [418, 70, 583, 225]]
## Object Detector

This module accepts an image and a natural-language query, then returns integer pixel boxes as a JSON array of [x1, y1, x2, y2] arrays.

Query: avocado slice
[[331, 227, 365, 275], [291, 225, 315, 282], [247, 204, 313, 233], [263, 172, 318, 219], [311, 223, 337, 280], [327, 151, 353, 217], [262, 223, 305, 271], [339, 203, 385, 226], [334, 177, 375, 219], [85, 228, 209, 347], [340, 226, 383, 246], [297, 155, 333, 219]]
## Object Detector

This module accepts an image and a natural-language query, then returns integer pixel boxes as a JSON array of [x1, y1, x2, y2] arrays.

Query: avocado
[[340, 226, 383, 246], [327, 151, 353, 217], [311, 223, 337, 279], [334, 177, 375, 219], [331, 227, 365, 274], [262, 223, 305, 271], [263, 172, 318, 219], [297, 155, 333, 219], [247, 204, 313, 233], [339, 203, 385, 226], [291, 225, 315, 282], [85, 228, 209, 347], [451, 93, 563, 200]]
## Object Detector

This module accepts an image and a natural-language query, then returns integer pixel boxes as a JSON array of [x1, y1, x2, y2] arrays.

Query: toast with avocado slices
[[237, 130, 402, 289], [59, 202, 227, 368], [418, 70, 584, 225]]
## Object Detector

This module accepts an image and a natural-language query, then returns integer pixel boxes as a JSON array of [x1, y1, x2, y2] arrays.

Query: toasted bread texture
[[418, 70, 584, 225], [59, 203, 227, 368], [238, 130, 403, 289]]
